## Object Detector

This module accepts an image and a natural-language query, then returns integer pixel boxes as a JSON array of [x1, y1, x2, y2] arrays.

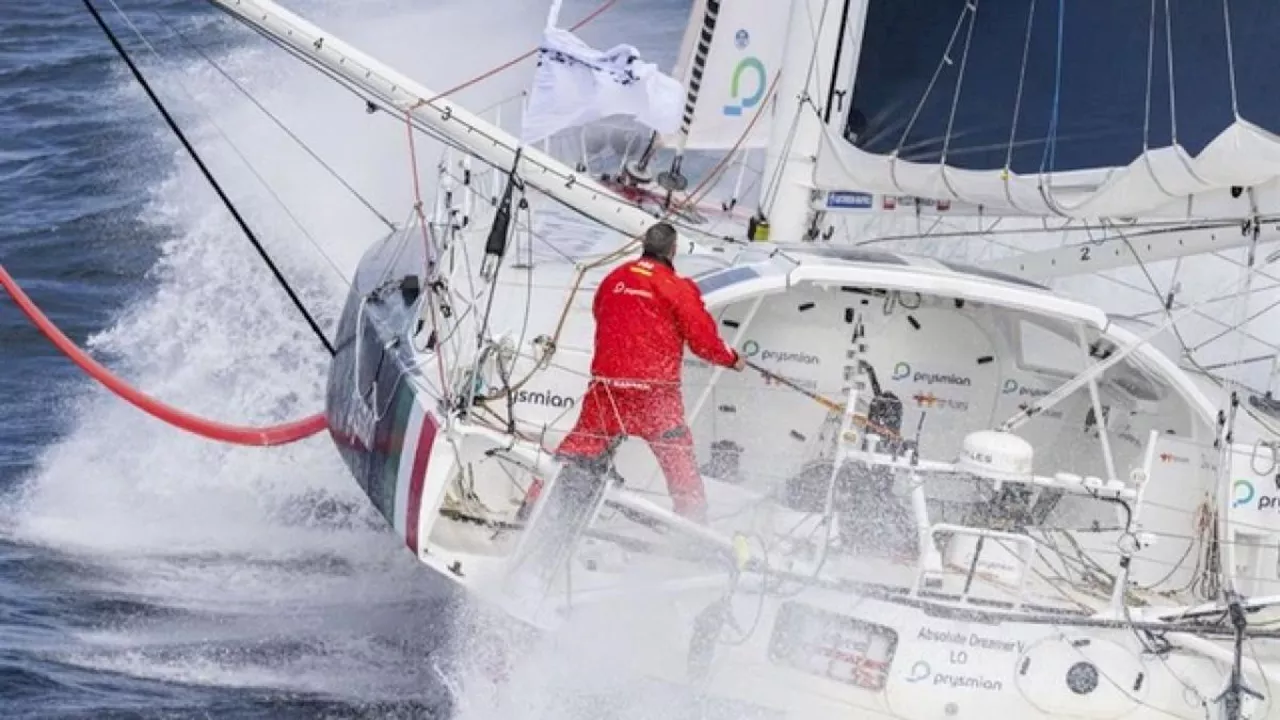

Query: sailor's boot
[[508, 449, 615, 597]]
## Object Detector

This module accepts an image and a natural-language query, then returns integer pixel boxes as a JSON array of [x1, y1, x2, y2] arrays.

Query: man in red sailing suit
[[524, 222, 744, 522]]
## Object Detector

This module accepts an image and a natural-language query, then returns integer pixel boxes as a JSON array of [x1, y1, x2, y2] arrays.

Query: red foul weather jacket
[[590, 256, 739, 384]]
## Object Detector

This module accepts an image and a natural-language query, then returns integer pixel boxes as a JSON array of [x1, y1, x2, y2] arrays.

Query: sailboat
[[196, 0, 1280, 717]]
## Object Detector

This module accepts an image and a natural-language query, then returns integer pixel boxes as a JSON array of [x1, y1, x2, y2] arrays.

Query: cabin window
[[1017, 319, 1085, 379]]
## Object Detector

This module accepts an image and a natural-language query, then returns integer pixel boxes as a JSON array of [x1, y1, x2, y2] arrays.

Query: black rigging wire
[[82, 0, 336, 357], [207, 4, 735, 251], [150, 9, 399, 234]]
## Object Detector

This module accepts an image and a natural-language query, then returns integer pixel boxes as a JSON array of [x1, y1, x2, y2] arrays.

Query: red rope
[[396, 0, 622, 399], [424, 0, 621, 105], [0, 263, 327, 446], [404, 111, 453, 403], [677, 71, 782, 212], [0, 1, 625, 450]]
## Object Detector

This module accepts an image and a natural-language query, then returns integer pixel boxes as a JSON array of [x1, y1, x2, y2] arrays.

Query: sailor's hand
[[731, 352, 746, 372]]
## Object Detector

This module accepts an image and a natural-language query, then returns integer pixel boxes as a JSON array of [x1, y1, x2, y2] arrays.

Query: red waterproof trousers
[[555, 378, 704, 519], [521, 255, 737, 522]]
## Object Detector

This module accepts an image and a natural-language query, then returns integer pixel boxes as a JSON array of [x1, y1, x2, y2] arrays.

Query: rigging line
[[761, 101, 804, 215], [1111, 220, 1280, 390], [151, 9, 397, 233], [853, 215, 1258, 243], [1163, 0, 1181, 145], [1039, 0, 1064, 175], [1042, 234, 1280, 363], [1140, 0, 1177, 200], [891, 5, 969, 161], [404, 110, 453, 407], [82, 0, 334, 357], [409, 0, 619, 109], [762, 0, 829, 213], [1215, 216, 1261, 608], [512, 199, 538, 358], [103, 0, 352, 288], [1001, 248, 1280, 431], [212, 1, 656, 237], [1189, 291, 1280, 354], [1106, 230, 1204, 358], [474, 151, 524, 350], [937, 0, 980, 203], [478, 71, 783, 405], [1158, 0, 1207, 188], [1220, 0, 1241, 119], [821, 0, 853, 125], [1001, 0, 1037, 214]]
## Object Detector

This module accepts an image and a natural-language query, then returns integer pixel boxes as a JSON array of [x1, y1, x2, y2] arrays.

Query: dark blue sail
[[844, 0, 1280, 175]]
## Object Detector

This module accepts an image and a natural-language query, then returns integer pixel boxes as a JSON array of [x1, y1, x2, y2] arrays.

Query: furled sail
[[815, 0, 1280, 219], [664, 0, 790, 151]]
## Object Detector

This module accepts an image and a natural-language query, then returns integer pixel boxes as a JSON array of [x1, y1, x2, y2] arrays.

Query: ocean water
[[0, 0, 686, 717]]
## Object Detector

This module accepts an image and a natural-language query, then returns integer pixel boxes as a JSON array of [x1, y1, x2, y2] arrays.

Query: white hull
[[319, 213, 1280, 719], [195, 1, 1280, 716]]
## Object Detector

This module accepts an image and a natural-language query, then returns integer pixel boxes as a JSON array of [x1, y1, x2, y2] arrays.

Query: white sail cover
[[666, 0, 790, 151], [815, 1, 1280, 219], [521, 26, 684, 144]]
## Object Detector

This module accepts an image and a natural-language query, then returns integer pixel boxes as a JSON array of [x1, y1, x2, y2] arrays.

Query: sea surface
[[0, 0, 685, 717]]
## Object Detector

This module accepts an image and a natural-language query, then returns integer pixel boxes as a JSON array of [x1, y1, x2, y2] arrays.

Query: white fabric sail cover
[[521, 26, 684, 145], [815, 118, 1280, 220], [816, 1, 1280, 220], [666, 0, 790, 151]]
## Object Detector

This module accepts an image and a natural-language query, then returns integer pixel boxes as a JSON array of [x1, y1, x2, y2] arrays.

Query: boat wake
[[0, 0, 635, 713]]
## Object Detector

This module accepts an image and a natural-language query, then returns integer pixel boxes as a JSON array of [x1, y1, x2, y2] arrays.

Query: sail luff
[[668, 0, 717, 154], [205, 0, 659, 240]]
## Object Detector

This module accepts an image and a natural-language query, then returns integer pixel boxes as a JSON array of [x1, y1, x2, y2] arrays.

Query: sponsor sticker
[[826, 191, 874, 210]]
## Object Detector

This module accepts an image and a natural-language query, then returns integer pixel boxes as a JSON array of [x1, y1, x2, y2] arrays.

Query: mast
[[759, 0, 847, 242], [204, 0, 660, 240]]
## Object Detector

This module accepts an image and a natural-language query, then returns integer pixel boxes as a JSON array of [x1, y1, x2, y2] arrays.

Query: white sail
[[521, 25, 684, 144], [665, 0, 791, 151]]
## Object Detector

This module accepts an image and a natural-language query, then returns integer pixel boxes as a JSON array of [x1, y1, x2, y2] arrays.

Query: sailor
[[524, 221, 744, 523]]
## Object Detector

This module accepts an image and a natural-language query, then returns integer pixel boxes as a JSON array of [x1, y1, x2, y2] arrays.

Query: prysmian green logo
[[723, 56, 766, 117], [1233, 479, 1255, 508]]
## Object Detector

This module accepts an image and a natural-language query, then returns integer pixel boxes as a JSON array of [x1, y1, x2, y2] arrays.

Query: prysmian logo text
[[1001, 379, 1048, 397], [892, 361, 970, 387], [742, 340, 820, 365], [515, 389, 577, 408], [761, 350, 820, 365]]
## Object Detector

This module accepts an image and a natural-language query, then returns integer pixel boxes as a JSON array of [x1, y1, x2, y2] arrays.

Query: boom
[[205, 0, 660, 240]]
